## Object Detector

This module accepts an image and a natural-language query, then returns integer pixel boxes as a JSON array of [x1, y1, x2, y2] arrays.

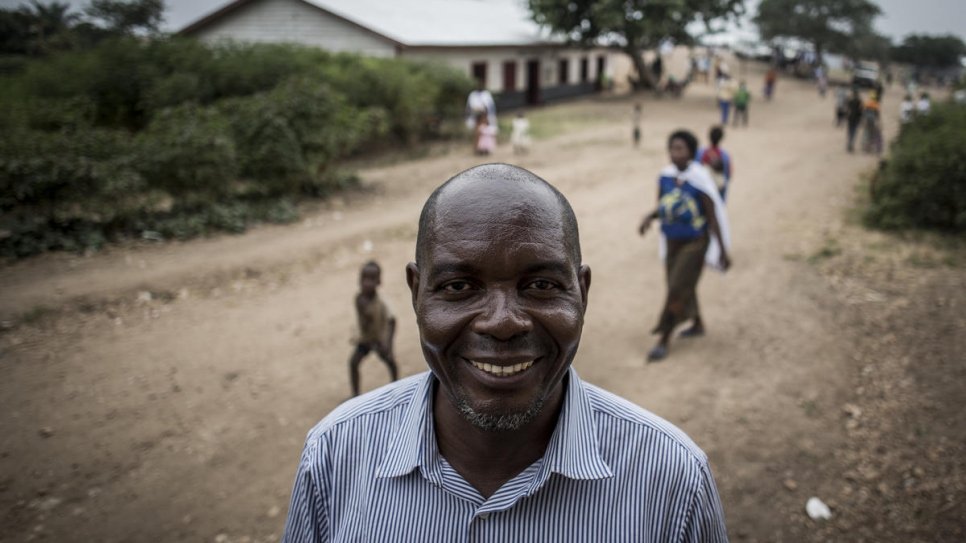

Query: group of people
[[285, 162, 730, 542], [835, 81, 931, 155], [715, 76, 751, 126], [466, 83, 532, 156]]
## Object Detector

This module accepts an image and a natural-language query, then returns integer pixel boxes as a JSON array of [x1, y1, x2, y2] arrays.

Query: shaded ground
[[1, 64, 963, 542]]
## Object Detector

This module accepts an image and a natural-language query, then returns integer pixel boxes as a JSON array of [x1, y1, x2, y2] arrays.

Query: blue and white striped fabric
[[282, 368, 728, 542]]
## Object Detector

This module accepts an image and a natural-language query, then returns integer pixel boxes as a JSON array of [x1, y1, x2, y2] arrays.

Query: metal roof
[[181, 0, 558, 47]]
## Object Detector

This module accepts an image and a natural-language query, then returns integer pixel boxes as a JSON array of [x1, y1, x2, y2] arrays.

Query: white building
[[179, 0, 614, 108]]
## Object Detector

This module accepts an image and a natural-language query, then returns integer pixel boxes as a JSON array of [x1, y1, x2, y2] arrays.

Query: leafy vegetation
[[0, 37, 473, 258], [527, 0, 745, 90], [865, 102, 966, 233]]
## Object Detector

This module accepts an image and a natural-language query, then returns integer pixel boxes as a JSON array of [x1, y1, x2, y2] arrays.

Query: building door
[[526, 60, 541, 105], [472, 62, 487, 88], [503, 61, 517, 92], [596, 55, 606, 90]]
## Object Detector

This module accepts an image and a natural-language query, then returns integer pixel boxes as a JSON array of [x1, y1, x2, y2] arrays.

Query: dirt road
[[2, 68, 961, 542]]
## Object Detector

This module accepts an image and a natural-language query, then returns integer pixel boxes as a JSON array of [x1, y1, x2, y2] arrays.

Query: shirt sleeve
[[678, 461, 729, 543], [281, 438, 329, 543]]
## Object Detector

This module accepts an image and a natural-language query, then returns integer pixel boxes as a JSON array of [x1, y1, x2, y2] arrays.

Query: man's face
[[407, 184, 590, 432]]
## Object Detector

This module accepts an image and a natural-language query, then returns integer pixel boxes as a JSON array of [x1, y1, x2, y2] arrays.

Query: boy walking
[[348, 261, 398, 397], [732, 81, 750, 127]]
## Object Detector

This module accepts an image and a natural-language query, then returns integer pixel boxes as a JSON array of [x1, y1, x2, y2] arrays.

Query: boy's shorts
[[353, 342, 386, 358]]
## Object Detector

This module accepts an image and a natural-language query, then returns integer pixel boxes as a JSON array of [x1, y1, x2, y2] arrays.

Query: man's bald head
[[415, 164, 581, 267]]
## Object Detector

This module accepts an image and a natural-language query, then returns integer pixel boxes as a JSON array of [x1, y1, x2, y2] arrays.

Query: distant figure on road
[[899, 94, 915, 124], [716, 76, 736, 125], [348, 261, 398, 397], [835, 86, 848, 126], [764, 67, 777, 101], [845, 89, 864, 153], [862, 95, 882, 155], [732, 81, 750, 127], [815, 66, 828, 98], [510, 111, 531, 155], [697, 126, 733, 201], [639, 130, 731, 363], [475, 113, 497, 156], [916, 92, 931, 116], [466, 82, 497, 130], [632, 102, 642, 146]]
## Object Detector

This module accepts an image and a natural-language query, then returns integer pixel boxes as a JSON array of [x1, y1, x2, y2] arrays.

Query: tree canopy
[[528, 0, 745, 89], [891, 34, 966, 69], [0, 0, 166, 56], [754, 0, 881, 59]]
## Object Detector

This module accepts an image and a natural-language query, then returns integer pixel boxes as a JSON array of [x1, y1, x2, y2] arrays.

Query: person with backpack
[[696, 126, 733, 201]]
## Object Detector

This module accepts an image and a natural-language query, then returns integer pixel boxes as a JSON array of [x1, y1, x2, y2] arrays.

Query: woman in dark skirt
[[639, 130, 731, 362]]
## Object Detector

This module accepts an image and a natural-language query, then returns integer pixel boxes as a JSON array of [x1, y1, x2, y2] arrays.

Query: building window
[[472, 62, 487, 88], [580, 57, 589, 82], [502, 61, 517, 92], [558, 58, 569, 85]]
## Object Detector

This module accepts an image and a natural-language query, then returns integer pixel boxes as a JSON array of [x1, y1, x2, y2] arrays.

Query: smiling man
[[282, 164, 728, 542]]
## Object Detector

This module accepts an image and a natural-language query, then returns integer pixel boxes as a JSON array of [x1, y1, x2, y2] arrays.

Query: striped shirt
[[282, 368, 728, 542]]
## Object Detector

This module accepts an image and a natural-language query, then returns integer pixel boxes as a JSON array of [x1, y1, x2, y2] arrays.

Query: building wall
[[191, 0, 396, 57], [404, 47, 613, 106]]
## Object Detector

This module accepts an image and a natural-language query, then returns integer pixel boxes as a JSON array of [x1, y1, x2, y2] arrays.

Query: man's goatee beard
[[456, 396, 545, 432]]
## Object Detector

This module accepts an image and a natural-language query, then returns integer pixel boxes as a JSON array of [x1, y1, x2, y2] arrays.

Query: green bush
[[136, 103, 237, 200], [865, 102, 966, 232], [0, 39, 474, 258]]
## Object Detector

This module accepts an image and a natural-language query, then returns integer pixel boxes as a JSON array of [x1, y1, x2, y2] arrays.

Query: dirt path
[[3, 67, 959, 542]]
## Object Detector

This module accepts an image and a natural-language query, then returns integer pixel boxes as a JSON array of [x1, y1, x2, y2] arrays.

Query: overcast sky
[[1, 0, 963, 42]]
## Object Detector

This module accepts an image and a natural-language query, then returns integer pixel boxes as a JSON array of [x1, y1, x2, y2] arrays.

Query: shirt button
[[479, 513, 490, 520]]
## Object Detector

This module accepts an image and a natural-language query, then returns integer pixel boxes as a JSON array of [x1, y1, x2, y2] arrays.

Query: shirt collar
[[375, 367, 613, 483]]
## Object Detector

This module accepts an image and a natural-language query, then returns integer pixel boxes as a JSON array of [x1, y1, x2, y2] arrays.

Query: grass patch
[[808, 238, 842, 264]]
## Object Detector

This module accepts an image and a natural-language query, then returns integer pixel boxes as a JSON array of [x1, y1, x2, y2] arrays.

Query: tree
[[891, 34, 966, 69], [528, 0, 745, 90], [845, 28, 892, 64], [0, 1, 80, 55], [754, 0, 881, 61], [84, 0, 165, 35]]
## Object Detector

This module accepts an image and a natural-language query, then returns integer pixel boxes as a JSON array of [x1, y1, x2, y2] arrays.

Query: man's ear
[[406, 262, 420, 309], [578, 264, 591, 315]]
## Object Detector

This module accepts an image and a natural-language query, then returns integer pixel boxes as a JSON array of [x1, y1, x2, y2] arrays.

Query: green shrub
[[0, 40, 473, 258], [866, 102, 966, 232], [220, 76, 386, 194], [135, 103, 237, 200]]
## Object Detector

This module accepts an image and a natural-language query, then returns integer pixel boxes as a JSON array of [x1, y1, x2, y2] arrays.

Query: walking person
[[632, 102, 642, 147], [732, 80, 750, 127], [815, 65, 828, 98], [916, 92, 931, 115], [845, 89, 864, 153], [697, 126, 733, 201], [764, 66, 777, 101], [716, 76, 736, 125], [899, 94, 915, 124], [835, 85, 848, 126], [862, 95, 882, 155], [639, 130, 731, 363], [475, 113, 497, 156]]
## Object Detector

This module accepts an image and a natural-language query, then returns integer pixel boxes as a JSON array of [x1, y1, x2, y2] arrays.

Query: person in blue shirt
[[639, 130, 731, 362]]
